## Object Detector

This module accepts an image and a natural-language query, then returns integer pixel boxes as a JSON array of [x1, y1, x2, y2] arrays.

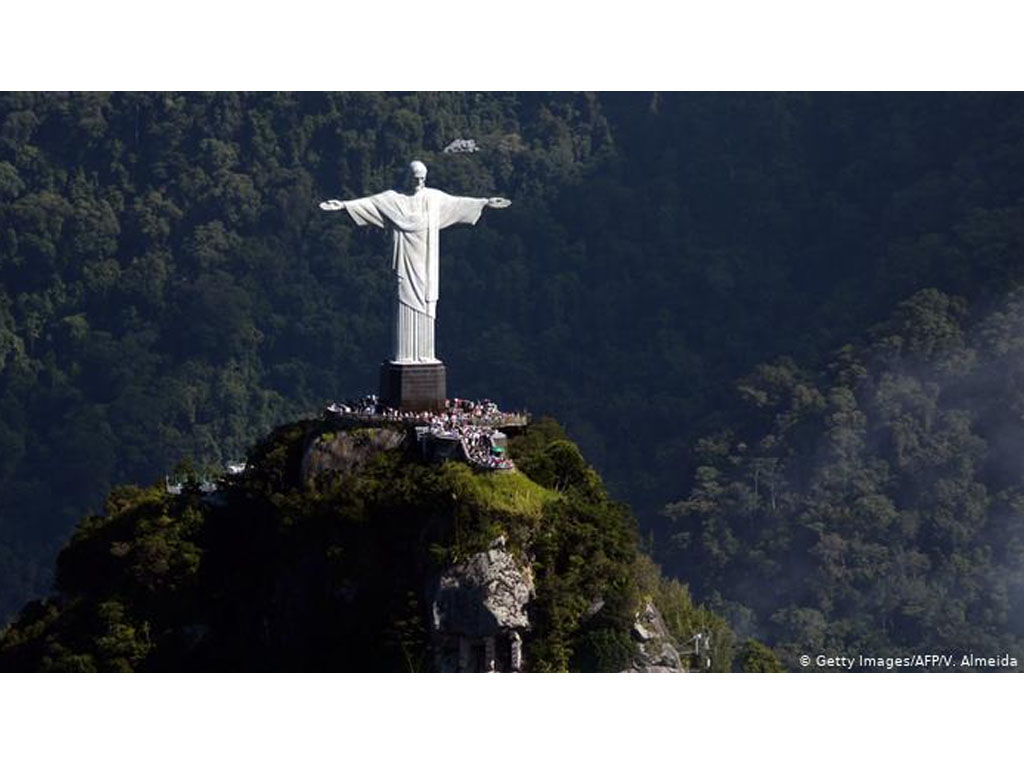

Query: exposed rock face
[[301, 427, 405, 486], [628, 600, 685, 673], [442, 137, 479, 153], [430, 542, 533, 672]]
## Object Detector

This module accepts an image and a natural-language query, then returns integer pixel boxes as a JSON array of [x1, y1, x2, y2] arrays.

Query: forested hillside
[[0, 417, 734, 672], [2, 93, 1024, 628], [665, 288, 1024, 665]]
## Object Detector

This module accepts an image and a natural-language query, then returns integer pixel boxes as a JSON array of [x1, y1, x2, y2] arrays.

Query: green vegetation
[[441, 461, 559, 519], [739, 639, 786, 673], [4, 93, 1024, 664], [0, 418, 731, 671], [665, 287, 1024, 668]]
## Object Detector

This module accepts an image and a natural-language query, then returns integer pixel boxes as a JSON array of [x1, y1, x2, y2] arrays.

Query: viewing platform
[[321, 395, 530, 472]]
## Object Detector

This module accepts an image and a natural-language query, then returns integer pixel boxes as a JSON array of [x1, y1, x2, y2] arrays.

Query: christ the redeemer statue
[[320, 160, 510, 365]]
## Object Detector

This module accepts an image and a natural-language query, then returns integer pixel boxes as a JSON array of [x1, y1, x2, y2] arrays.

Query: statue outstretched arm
[[320, 194, 389, 228]]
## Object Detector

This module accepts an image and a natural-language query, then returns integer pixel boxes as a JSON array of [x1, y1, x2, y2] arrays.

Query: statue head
[[408, 160, 427, 192]]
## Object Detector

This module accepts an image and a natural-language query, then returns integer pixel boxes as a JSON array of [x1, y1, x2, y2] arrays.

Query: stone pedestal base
[[379, 361, 446, 412]]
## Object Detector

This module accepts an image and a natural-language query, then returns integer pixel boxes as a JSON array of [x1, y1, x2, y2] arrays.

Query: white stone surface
[[320, 161, 510, 363]]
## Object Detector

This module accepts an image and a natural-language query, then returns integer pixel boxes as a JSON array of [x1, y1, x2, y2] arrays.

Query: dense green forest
[[2, 93, 1024, 659], [664, 287, 1024, 666]]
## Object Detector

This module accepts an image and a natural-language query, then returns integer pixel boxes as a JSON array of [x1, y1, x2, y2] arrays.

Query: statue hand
[[319, 200, 346, 211], [486, 197, 511, 209]]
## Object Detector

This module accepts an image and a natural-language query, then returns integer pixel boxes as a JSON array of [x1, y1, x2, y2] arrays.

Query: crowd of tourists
[[428, 420, 514, 471], [323, 395, 522, 471], [325, 395, 524, 427]]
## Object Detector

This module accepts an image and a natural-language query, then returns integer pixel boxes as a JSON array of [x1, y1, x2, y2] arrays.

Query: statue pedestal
[[379, 361, 446, 412]]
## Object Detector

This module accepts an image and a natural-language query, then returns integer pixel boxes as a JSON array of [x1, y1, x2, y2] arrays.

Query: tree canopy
[[664, 287, 1024, 666], [3, 92, 1024, 646]]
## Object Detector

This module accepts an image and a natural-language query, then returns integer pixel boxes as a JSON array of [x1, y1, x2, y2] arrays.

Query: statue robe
[[344, 188, 487, 363], [345, 188, 487, 316]]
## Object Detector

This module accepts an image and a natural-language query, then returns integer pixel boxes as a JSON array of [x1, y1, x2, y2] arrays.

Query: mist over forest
[[2, 92, 1024, 665]]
